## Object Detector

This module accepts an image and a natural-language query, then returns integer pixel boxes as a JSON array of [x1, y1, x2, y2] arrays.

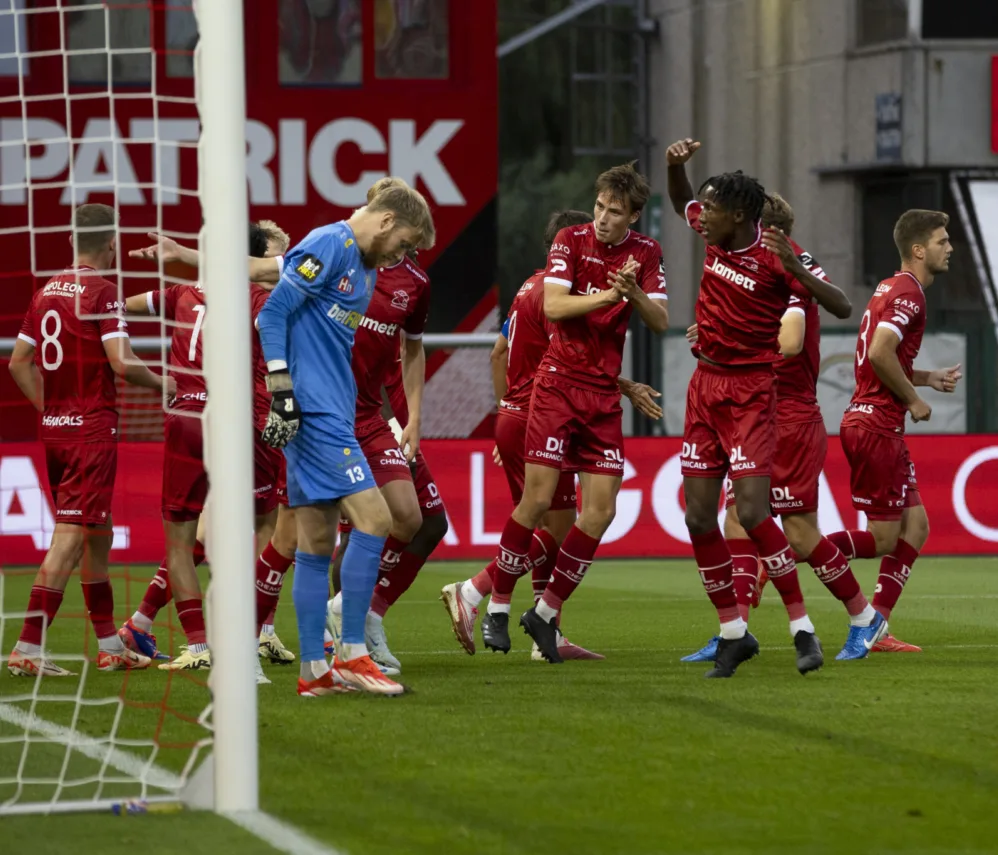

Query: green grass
[[1, 558, 997, 855]]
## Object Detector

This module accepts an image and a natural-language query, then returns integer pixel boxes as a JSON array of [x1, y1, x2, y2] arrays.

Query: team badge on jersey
[[338, 276, 353, 293], [296, 255, 323, 282], [391, 289, 410, 310]]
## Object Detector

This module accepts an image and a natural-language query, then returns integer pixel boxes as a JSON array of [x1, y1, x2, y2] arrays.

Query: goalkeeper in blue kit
[[256, 179, 435, 696]]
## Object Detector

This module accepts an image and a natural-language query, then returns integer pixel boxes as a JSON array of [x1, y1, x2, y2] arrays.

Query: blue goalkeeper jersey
[[257, 221, 376, 421]]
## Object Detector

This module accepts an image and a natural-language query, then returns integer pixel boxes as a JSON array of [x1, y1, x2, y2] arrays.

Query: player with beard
[[324, 180, 442, 676], [832, 210, 961, 652]]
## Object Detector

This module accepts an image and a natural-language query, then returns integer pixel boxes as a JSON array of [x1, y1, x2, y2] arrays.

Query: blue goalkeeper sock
[[292, 550, 330, 662], [340, 530, 387, 645]]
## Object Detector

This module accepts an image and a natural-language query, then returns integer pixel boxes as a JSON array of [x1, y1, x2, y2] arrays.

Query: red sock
[[265, 605, 278, 625], [470, 564, 495, 597], [490, 518, 534, 606], [873, 538, 919, 620], [255, 542, 294, 634], [540, 526, 600, 611], [193, 539, 207, 566], [18, 586, 64, 647], [728, 538, 758, 623], [371, 547, 425, 617], [528, 529, 559, 604], [690, 529, 739, 624], [747, 518, 807, 622], [806, 536, 867, 616], [138, 564, 172, 621], [175, 598, 207, 646], [827, 530, 877, 560], [81, 580, 116, 640]]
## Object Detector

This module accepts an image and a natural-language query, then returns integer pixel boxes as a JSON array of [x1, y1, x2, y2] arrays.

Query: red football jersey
[[18, 266, 127, 443], [542, 222, 667, 391], [353, 256, 430, 432], [501, 270, 551, 418], [685, 200, 801, 366], [842, 271, 927, 436], [774, 240, 827, 423], [150, 283, 207, 412], [250, 284, 272, 431]]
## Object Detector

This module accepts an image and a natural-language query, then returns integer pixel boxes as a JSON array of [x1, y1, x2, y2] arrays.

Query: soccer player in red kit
[[119, 223, 273, 672], [442, 209, 663, 660], [682, 192, 889, 664], [7, 203, 170, 677], [667, 138, 835, 677], [459, 163, 669, 663], [834, 209, 961, 651], [326, 240, 448, 675]]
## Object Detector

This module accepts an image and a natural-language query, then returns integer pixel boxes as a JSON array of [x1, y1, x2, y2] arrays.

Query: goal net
[[0, 0, 254, 816]]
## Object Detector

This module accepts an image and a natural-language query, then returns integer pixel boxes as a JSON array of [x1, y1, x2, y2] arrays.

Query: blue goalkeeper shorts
[[283, 413, 373, 508]]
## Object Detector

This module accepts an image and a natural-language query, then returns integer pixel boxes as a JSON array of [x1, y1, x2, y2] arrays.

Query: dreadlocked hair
[[709, 170, 769, 223], [697, 175, 720, 198]]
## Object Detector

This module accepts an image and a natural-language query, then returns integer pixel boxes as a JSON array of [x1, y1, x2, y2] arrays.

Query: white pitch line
[[0, 703, 346, 855], [226, 810, 348, 855], [0, 702, 182, 791]]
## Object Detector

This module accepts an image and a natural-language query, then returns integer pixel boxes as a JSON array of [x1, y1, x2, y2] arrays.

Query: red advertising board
[[2, 436, 997, 566], [0, 1, 498, 440]]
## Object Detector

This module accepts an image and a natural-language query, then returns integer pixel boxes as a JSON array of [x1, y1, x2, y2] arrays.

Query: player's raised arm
[[130, 232, 283, 284], [490, 319, 509, 407], [8, 336, 43, 412], [867, 326, 930, 421], [762, 228, 852, 319], [665, 138, 702, 215]]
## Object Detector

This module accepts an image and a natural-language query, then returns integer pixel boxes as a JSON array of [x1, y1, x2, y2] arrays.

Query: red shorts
[[162, 412, 208, 522], [412, 450, 445, 516], [45, 441, 117, 526], [253, 435, 283, 517], [357, 420, 413, 486], [523, 375, 624, 477], [495, 410, 577, 511], [338, 448, 445, 536], [840, 424, 921, 521], [682, 362, 777, 480], [725, 419, 827, 515]]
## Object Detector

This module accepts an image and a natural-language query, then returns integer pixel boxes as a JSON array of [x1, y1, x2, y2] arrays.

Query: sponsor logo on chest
[[707, 257, 756, 291], [327, 303, 362, 330]]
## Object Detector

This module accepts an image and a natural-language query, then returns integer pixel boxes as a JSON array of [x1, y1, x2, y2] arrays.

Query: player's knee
[[684, 506, 715, 536], [390, 506, 423, 543], [735, 500, 769, 533], [517, 490, 552, 526], [870, 525, 899, 556], [416, 513, 448, 549], [903, 508, 930, 551], [360, 502, 393, 540]]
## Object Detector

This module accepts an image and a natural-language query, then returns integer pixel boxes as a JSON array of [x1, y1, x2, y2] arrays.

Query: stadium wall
[[1, 436, 996, 562]]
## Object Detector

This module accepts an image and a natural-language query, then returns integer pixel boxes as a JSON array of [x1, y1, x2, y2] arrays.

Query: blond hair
[[73, 203, 116, 255], [257, 218, 290, 253], [366, 177, 436, 250], [762, 193, 795, 235]]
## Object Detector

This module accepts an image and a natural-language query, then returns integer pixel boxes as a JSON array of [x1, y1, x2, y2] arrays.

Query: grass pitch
[[1, 557, 996, 855]]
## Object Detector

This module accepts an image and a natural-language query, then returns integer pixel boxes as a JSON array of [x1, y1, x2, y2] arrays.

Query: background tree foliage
[[497, 0, 625, 313]]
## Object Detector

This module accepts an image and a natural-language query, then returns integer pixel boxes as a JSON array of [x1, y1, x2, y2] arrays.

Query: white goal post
[[194, 0, 257, 815]]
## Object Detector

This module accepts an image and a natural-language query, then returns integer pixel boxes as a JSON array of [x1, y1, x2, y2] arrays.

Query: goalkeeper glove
[[262, 369, 301, 449]]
